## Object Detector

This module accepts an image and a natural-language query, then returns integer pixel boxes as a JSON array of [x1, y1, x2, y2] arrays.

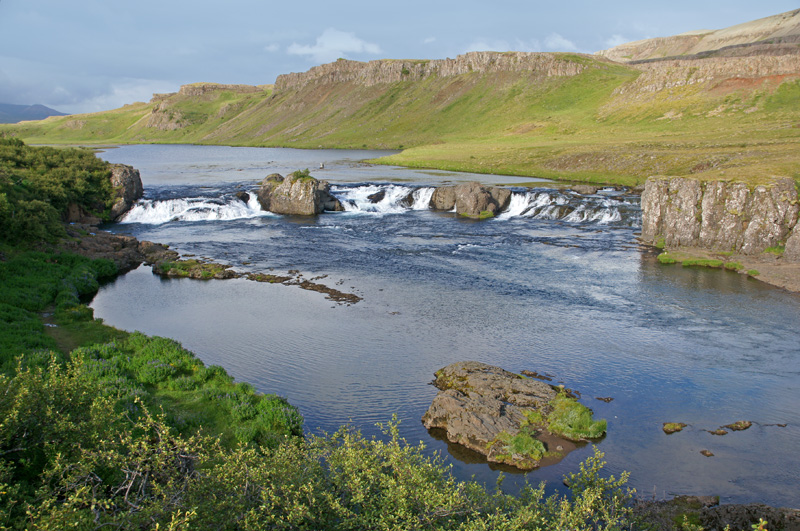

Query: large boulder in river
[[429, 182, 511, 219], [257, 171, 343, 215], [109, 164, 144, 221], [422, 361, 606, 470]]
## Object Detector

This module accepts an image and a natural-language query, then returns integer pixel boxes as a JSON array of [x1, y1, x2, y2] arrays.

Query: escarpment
[[275, 51, 590, 91], [640, 177, 800, 259], [598, 9, 800, 63], [612, 54, 800, 97]]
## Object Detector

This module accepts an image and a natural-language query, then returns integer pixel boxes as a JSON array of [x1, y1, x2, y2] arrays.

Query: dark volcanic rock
[[63, 202, 102, 225], [701, 504, 800, 531], [641, 176, 799, 258], [60, 225, 145, 273], [256, 171, 343, 215], [430, 186, 457, 210], [234, 191, 251, 203], [429, 182, 512, 219], [367, 190, 386, 203], [109, 164, 144, 221], [422, 361, 559, 469]]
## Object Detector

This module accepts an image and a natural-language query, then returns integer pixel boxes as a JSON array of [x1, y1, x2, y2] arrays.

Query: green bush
[[548, 394, 608, 440], [0, 138, 115, 244]]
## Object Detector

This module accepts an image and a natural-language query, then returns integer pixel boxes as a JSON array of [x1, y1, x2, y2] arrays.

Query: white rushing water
[[120, 184, 636, 227], [93, 145, 800, 508], [120, 194, 270, 224]]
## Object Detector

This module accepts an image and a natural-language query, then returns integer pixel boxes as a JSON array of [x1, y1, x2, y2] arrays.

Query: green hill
[[4, 50, 800, 187]]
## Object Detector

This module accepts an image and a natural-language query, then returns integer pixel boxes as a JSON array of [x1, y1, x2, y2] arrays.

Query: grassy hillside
[[3, 53, 800, 186]]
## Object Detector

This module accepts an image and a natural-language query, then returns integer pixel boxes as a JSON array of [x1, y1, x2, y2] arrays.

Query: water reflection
[[92, 145, 800, 507]]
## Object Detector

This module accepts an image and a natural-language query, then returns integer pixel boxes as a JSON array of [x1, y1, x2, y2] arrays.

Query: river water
[[93, 144, 800, 507]]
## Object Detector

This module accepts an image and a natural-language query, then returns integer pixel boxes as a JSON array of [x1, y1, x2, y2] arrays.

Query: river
[[92, 144, 800, 507]]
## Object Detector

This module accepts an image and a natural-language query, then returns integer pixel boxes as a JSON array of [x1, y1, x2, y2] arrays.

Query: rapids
[[93, 144, 800, 507]]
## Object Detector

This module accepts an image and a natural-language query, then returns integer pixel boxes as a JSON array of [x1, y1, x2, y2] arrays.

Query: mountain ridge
[[598, 9, 800, 62], [2, 11, 799, 187], [0, 102, 67, 124]]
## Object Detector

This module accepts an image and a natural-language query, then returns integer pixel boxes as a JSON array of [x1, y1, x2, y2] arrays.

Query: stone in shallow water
[[422, 361, 604, 470]]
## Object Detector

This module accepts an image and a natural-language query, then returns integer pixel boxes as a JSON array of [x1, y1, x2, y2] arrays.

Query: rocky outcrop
[[177, 83, 264, 97], [429, 181, 511, 219], [598, 9, 800, 63], [256, 171, 343, 216], [786, 225, 800, 261], [609, 54, 800, 98], [423, 362, 558, 469], [109, 164, 144, 221], [145, 101, 189, 131], [275, 52, 590, 92], [60, 225, 145, 274], [63, 202, 102, 225], [641, 177, 800, 258]]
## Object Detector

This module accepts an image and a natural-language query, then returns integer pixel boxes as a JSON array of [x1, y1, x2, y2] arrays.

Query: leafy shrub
[[167, 375, 198, 391], [0, 138, 114, 244], [136, 359, 178, 384]]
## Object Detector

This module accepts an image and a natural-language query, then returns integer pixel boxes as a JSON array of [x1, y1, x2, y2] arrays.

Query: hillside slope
[[3, 38, 800, 186], [598, 9, 800, 62]]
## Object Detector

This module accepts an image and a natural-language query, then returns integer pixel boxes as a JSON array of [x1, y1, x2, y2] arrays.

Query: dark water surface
[[95, 145, 800, 507]]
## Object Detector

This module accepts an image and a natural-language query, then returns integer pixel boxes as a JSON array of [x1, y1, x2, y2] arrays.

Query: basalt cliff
[[641, 177, 800, 259]]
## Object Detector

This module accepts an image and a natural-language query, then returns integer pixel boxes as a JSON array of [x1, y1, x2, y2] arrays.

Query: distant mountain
[[0, 103, 68, 124], [598, 8, 800, 62]]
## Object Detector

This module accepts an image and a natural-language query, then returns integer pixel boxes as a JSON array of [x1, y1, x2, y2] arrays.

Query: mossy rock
[[663, 422, 688, 434]]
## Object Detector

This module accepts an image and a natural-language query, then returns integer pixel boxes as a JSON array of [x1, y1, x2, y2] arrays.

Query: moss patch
[[663, 422, 688, 434], [547, 394, 607, 440]]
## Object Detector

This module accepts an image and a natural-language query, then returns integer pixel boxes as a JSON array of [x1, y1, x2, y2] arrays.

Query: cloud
[[264, 44, 280, 53], [423, 37, 436, 44], [544, 33, 578, 52], [287, 28, 382, 64], [462, 38, 542, 54], [603, 34, 630, 48], [60, 78, 177, 114]]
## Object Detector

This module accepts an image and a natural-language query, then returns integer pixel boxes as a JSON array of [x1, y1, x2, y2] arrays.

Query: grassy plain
[[5, 55, 799, 187]]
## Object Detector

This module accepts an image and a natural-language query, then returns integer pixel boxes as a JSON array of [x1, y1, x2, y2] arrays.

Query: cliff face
[[275, 52, 589, 91], [641, 177, 799, 259], [598, 9, 800, 62], [616, 54, 800, 95], [177, 83, 264, 96]]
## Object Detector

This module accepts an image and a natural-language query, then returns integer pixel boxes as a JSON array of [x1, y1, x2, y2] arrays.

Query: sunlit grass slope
[[4, 54, 800, 186]]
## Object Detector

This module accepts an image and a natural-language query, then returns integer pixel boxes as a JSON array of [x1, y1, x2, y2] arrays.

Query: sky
[[1, 0, 797, 114]]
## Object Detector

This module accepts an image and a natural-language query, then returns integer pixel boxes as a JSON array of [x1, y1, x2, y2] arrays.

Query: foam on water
[[120, 194, 270, 224], [121, 183, 637, 228]]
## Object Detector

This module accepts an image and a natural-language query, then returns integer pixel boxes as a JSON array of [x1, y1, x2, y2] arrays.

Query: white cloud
[[58, 78, 177, 115], [287, 28, 382, 64], [462, 38, 542, 54], [544, 33, 578, 52], [604, 34, 629, 48], [423, 37, 436, 44], [264, 44, 280, 53]]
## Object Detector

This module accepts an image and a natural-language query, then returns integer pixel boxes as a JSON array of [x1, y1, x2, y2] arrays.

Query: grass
[[155, 259, 233, 279], [0, 248, 302, 448], [657, 252, 678, 264], [682, 258, 725, 268], [4, 52, 799, 187], [764, 245, 786, 256], [547, 394, 607, 441], [662, 422, 688, 434], [490, 429, 547, 466]]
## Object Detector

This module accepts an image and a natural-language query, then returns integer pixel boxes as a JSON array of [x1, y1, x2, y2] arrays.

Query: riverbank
[[654, 246, 800, 294]]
